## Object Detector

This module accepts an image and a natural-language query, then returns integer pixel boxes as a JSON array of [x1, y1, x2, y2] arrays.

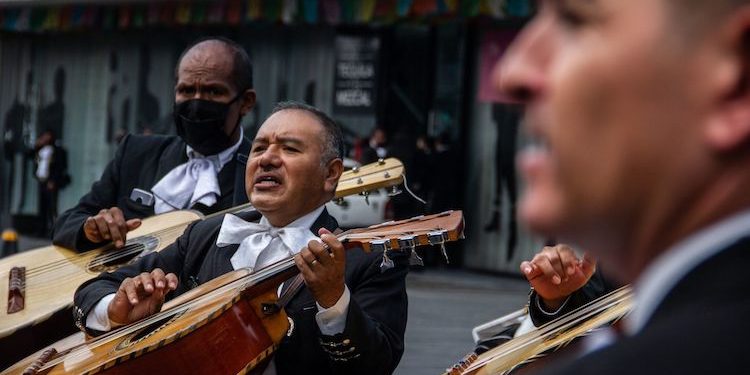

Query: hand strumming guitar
[[108, 268, 179, 326], [520, 244, 597, 311], [83, 207, 142, 248]]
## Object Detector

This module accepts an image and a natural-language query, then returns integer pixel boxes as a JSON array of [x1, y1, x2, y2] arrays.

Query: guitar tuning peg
[[441, 243, 450, 264], [377, 158, 385, 165], [387, 185, 402, 197], [380, 251, 395, 273], [333, 197, 345, 206], [352, 166, 360, 173], [409, 248, 424, 267], [360, 190, 370, 205]]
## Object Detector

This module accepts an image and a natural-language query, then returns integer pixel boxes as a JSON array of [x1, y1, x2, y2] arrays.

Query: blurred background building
[[0, 0, 540, 274]]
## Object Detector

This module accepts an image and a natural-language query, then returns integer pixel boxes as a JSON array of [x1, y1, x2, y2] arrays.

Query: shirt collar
[[627, 209, 750, 333], [186, 126, 244, 169], [259, 205, 326, 231]]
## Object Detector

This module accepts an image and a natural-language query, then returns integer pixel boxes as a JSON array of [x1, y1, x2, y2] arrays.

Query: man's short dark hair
[[175, 37, 253, 93], [269, 101, 344, 164]]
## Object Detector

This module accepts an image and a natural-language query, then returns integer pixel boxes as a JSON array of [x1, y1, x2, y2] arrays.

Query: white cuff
[[85, 294, 122, 331], [315, 285, 351, 336]]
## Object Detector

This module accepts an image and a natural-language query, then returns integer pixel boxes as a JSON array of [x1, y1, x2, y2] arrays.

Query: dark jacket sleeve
[[528, 270, 615, 326], [318, 250, 409, 375], [72, 220, 194, 335], [52, 135, 132, 251]]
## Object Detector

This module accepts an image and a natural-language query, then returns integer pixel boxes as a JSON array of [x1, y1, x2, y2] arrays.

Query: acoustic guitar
[[444, 286, 633, 375], [4, 210, 464, 375], [0, 158, 404, 365]]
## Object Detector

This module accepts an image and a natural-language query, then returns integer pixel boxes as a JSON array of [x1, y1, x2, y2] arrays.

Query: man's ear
[[239, 89, 256, 115], [324, 158, 344, 193], [706, 9, 750, 152]]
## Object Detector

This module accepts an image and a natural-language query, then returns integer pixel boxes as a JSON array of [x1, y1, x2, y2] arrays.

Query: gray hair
[[268, 101, 344, 166]]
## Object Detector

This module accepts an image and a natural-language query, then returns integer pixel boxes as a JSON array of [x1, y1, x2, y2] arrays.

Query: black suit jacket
[[73, 209, 409, 375], [52, 134, 251, 251], [534, 236, 750, 375]]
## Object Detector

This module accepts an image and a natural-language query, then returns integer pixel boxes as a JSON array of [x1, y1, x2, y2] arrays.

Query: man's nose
[[258, 146, 282, 169], [494, 18, 550, 103]]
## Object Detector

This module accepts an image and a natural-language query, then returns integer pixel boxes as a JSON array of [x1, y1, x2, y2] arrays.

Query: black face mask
[[173, 95, 242, 156]]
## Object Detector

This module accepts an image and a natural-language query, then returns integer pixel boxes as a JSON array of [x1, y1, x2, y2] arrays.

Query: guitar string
[[460, 287, 632, 373], [14, 164, 402, 276], [37, 219, 451, 371], [455, 288, 631, 373], [463, 288, 631, 372], [37, 227, 397, 370]]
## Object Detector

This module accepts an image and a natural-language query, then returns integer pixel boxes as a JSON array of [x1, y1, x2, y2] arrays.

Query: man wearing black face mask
[[53, 37, 256, 252]]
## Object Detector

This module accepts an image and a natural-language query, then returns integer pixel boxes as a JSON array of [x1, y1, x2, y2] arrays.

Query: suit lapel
[[154, 137, 189, 183], [232, 137, 252, 205]]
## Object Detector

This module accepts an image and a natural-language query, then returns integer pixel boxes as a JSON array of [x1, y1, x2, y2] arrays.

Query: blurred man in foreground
[[497, 0, 750, 373]]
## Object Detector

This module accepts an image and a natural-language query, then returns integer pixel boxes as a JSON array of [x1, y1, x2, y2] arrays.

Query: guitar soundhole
[[87, 236, 160, 273], [116, 312, 182, 351]]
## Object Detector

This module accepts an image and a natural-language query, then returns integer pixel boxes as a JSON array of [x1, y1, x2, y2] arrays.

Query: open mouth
[[254, 174, 282, 189]]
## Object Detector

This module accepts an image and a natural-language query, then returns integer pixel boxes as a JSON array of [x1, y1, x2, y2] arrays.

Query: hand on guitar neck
[[520, 244, 597, 311], [84, 207, 143, 248], [108, 268, 179, 326]]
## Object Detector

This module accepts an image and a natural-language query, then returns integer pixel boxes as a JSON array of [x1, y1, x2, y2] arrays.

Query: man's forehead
[[254, 111, 325, 141], [178, 45, 233, 77]]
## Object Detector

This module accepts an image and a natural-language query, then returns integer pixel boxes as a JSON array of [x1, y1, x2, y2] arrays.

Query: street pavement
[[8, 236, 530, 375], [397, 269, 529, 375]]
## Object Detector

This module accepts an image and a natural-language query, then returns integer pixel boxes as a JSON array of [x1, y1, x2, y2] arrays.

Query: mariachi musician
[[53, 37, 256, 252], [74, 102, 409, 374]]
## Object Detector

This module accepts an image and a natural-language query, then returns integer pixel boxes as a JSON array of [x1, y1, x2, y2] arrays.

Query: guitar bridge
[[7, 266, 25, 314]]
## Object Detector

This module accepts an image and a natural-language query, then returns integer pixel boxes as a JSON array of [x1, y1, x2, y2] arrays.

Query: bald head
[[175, 38, 253, 94]]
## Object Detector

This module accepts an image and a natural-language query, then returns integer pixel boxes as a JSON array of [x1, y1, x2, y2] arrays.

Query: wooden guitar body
[[5, 211, 463, 375], [0, 210, 203, 339]]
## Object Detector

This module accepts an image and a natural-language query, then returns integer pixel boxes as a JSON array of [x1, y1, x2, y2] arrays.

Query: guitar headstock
[[334, 158, 404, 199], [338, 210, 464, 252]]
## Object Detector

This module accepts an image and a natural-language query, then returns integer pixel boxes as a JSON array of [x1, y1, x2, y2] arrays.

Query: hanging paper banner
[[191, 2, 207, 24], [132, 5, 146, 28], [147, 3, 160, 25], [263, 0, 282, 21], [506, 0, 531, 17], [226, 0, 243, 24], [340, 0, 356, 23], [477, 29, 518, 103], [207, 2, 225, 24], [396, 0, 413, 17], [322, 0, 341, 24], [31, 8, 47, 31], [482, 0, 506, 17], [374, 0, 396, 21], [460, 0, 481, 17], [41, 7, 61, 30], [13, 9, 29, 31], [357, 0, 376, 22], [118, 6, 132, 29], [159, 3, 176, 27], [175, 3, 191, 25], [301, 0, 318, 23], [247, 0, 262, 21], [413, 0, 437, 16]]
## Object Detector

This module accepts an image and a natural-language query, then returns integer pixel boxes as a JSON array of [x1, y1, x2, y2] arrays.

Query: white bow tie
[[152, 155, 221, 214], [216, 214, 319, 272]]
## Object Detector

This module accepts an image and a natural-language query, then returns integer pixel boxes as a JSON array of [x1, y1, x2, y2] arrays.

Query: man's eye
[[251, 146, 266, 153], [556, 5, 586, 28], [284, 146, 299, 152]]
